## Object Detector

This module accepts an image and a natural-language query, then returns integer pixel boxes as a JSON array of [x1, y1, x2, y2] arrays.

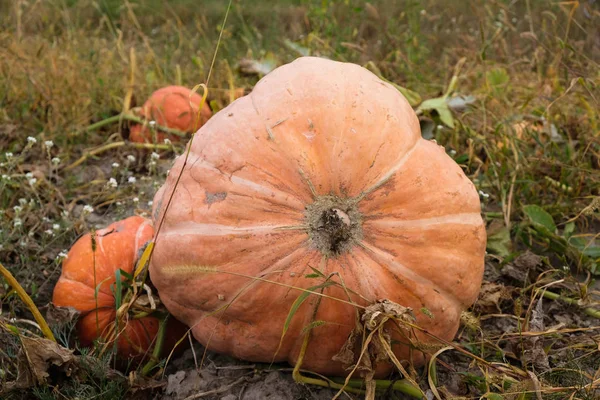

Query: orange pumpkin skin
[[52, 216, 187, 361], [149, 57, 486, 376], [129, 85, 212, 143]]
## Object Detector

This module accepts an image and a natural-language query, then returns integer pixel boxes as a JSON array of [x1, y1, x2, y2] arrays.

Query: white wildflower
[[163, 138, 171, 145], [28, 178, 37, 186], [111, 162, 120, 168], [107, 178, 118, 188], [14, 218, 22, 227], [5, 152, 13, 158], [13, 206, 22, 213], [25, 172, 33, 179], [52, 224, 60, 231], [44, 229, 54, 236], [150, 152, 160, 161], [44, 140, 54, 148], [478, 190, 490, 198], [51, 157, 61, 165], [149, 120, 156, 127], [83, 205, 94, 214], [132, 197, 139, 203], [27, 136, 37, 144], [147, 200, 153, 207], [56, 250, 68, 260], [128, 176, 136, 184], [126, 155, 136, 163]]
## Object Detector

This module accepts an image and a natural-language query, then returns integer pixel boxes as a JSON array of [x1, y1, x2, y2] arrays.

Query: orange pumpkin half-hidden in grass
[[149, 56, 487, 377], [129, 85, 212, 144], [52, 216, 187, 362]]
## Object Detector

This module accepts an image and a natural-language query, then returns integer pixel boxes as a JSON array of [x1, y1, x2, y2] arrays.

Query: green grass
[[1, 0, 599, 399]]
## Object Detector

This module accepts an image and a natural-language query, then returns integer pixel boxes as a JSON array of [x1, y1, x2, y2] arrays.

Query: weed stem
[[0, 261, 56, 342]]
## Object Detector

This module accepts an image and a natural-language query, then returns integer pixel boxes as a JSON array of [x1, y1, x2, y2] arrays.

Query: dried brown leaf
[[3, 336, 76, 392], [519, 297, 550, 372], [474, 282, 514, 314]]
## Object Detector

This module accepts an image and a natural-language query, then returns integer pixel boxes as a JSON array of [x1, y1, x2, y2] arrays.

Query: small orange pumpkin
[[52, 216, 187, 361], [149, 57, 486, 376], [129, 85, 212, 143]]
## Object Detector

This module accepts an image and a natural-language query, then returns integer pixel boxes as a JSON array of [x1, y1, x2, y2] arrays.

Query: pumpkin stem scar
[[306, 195, 363, 257]]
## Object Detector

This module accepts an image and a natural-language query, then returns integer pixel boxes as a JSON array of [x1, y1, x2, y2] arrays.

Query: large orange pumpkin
[[52, 216, 187, 362], [129, 85, 212, 143], [149, 57, 486, 376]]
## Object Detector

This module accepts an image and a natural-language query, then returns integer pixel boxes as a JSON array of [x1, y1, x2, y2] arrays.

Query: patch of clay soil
[[160, 343, 340, 400]]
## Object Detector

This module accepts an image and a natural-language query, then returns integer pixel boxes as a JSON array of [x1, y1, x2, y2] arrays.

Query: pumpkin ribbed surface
[[149, 56, 486, 376], [52, 216, 186, 360]]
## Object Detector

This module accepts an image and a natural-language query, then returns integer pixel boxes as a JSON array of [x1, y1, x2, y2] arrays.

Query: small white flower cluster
[[149, 151, 160, 168], [107, 177, 118, 188], [478, 190, 490, 199], [82, 205, 94, 214], [25, 172, 37, 186]]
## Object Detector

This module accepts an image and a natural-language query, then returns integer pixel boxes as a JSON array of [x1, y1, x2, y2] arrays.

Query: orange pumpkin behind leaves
[[52, 216, 187, 362], [129, 85, 212, 144]]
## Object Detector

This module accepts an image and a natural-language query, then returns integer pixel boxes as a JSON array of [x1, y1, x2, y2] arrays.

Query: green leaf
[[417, 97, 455, 128], [583, 247, 600, 258], [417, 96, 446, 112], [113, 269, 123, 311], [304, 273, 322, 279], [307, 265, 325, 278], [420, 307, 434, 319], [274, 281, 336, 357], [563, 222, 575, 239], [436, 104, 455, 128], [486, 225, 512, 257], [523, 205, 557, 234]]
